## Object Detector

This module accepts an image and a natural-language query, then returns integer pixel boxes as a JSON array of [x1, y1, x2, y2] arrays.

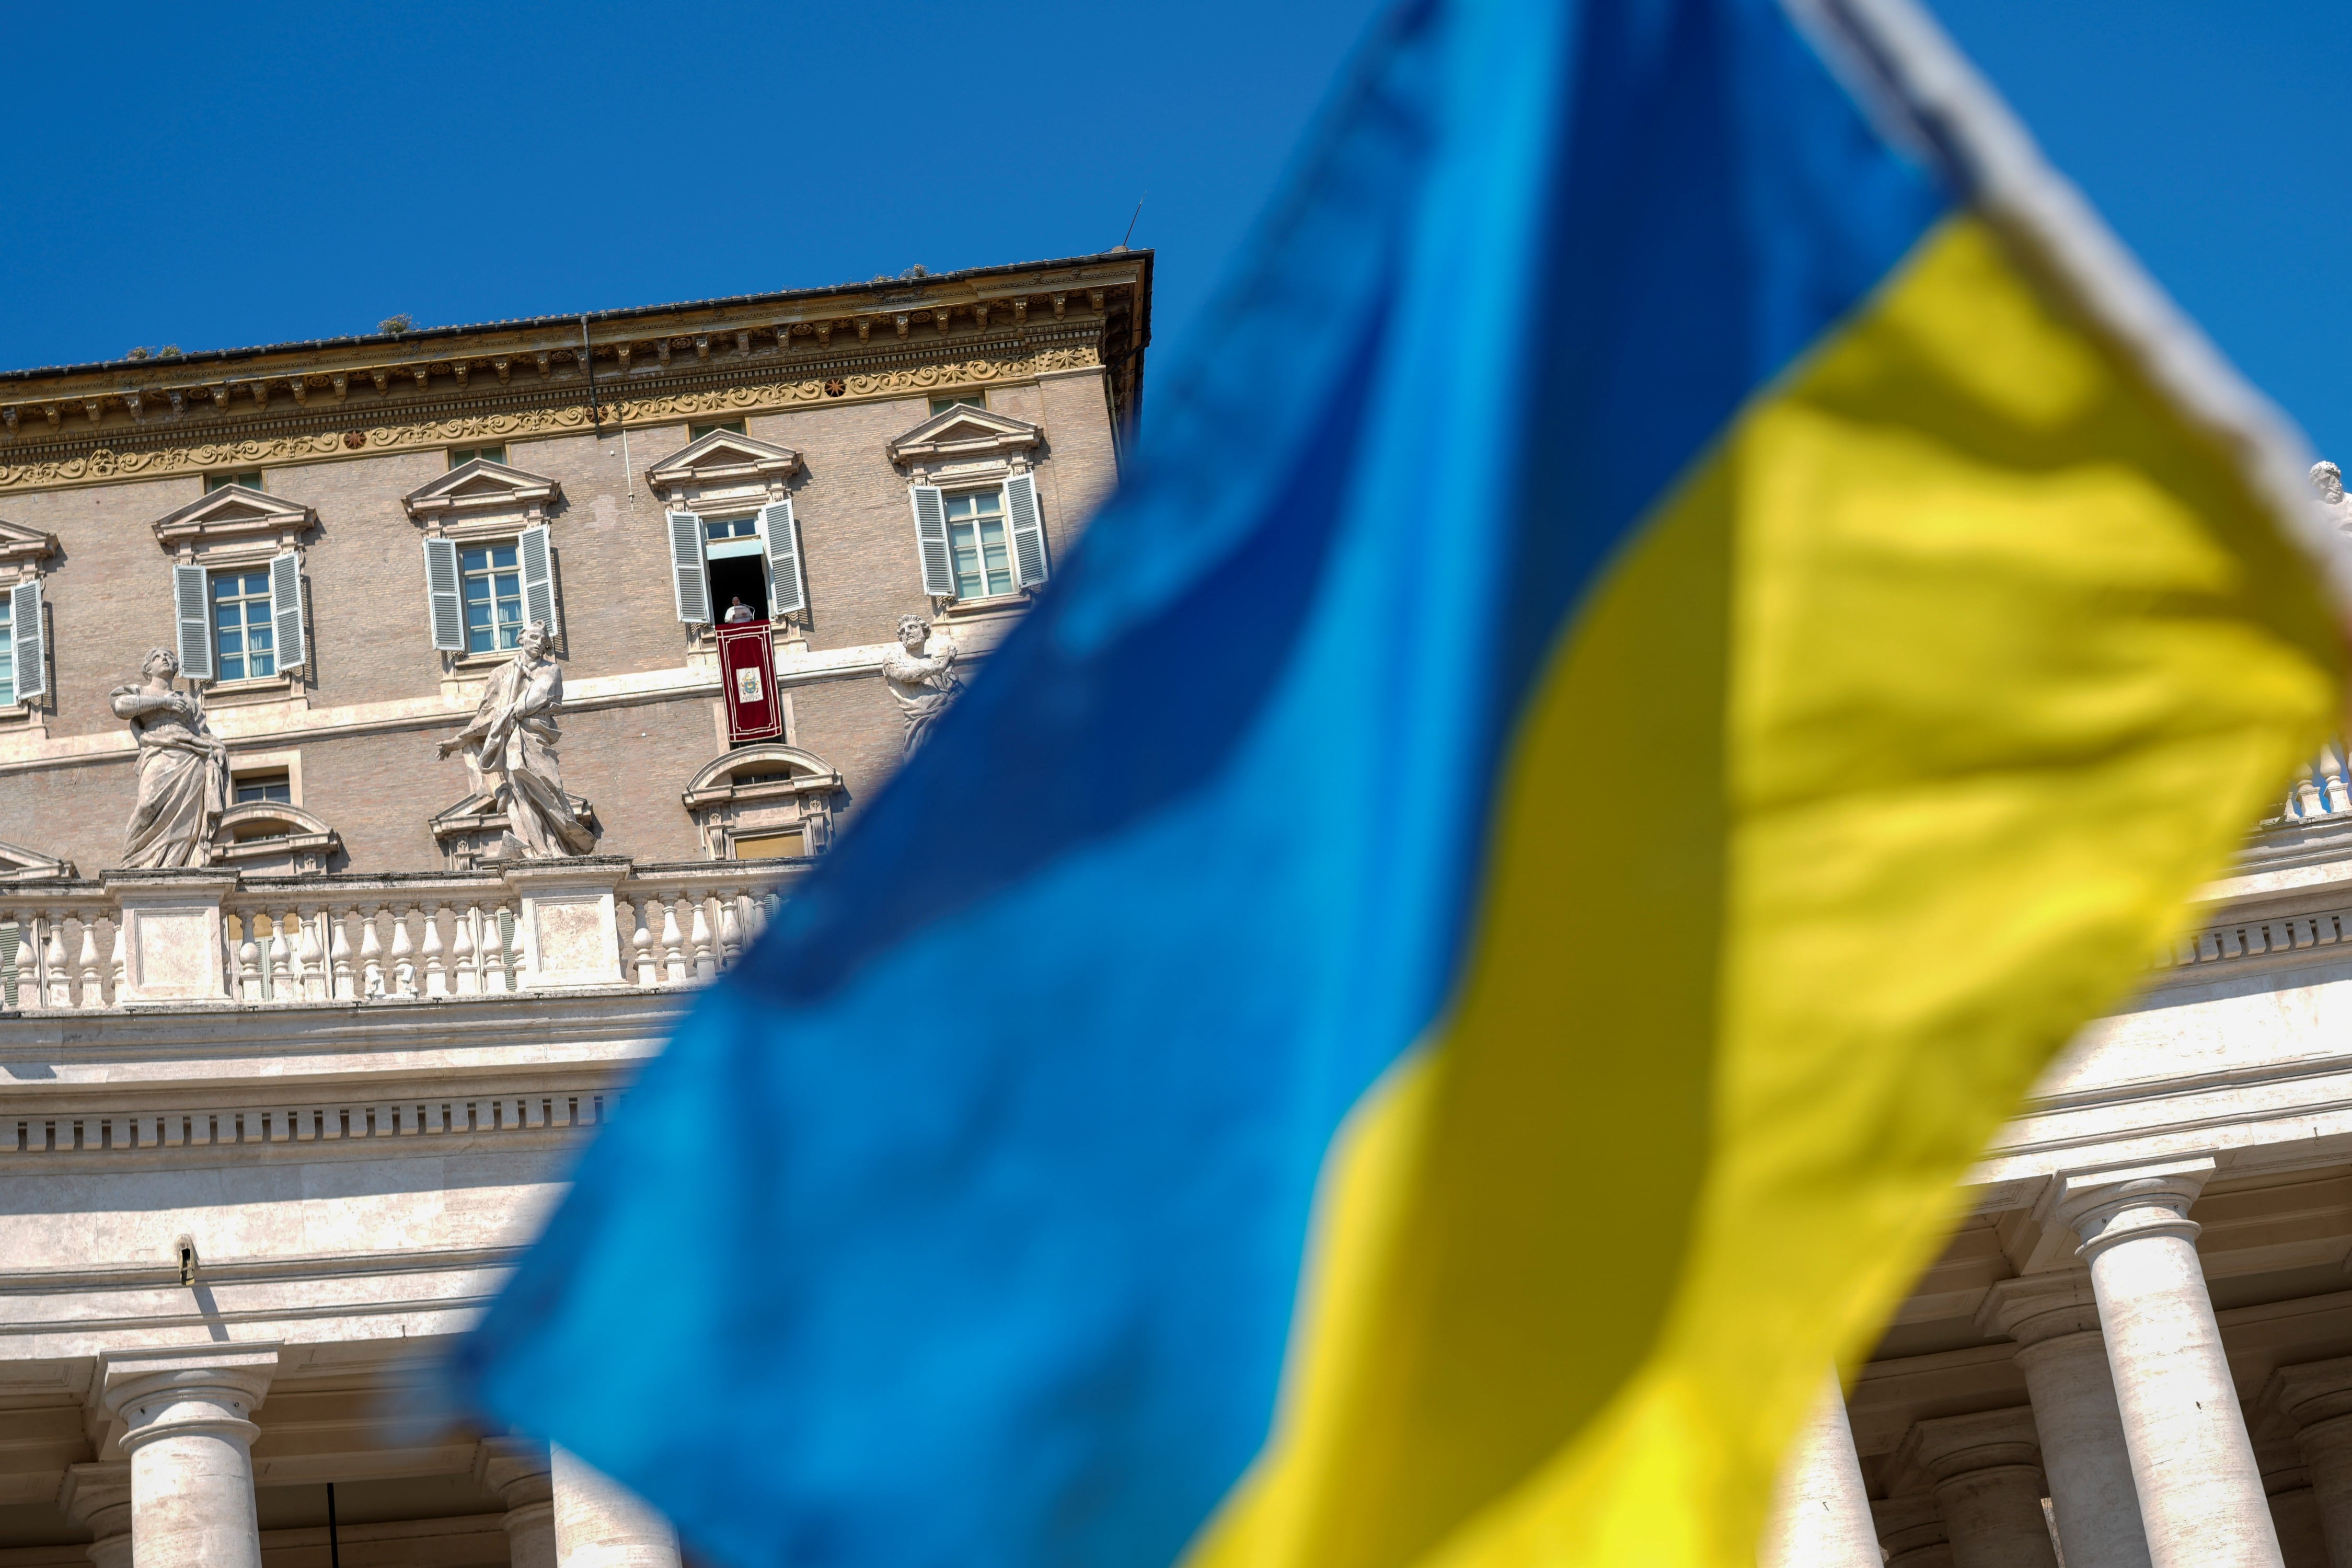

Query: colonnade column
[[552, 1445, 683, 1568], [56, 1463, 131, 1568], [1872, 1494, 1952, 1567], [1981, 1273, 2153, 1568], [1897, 1408, 2059, 1568], [2262, 1356, 2352, 1567], [2252, 1439, 2330, 1568], [2055, 1160, 2282, 1568], [476, 1437, 557, 1568], [1757, 1367, 1880, 1568], [95, 1344, 280, 1568]]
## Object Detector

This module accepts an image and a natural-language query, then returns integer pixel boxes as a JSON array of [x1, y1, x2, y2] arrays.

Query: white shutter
[[1005, 473, 1048, 588], [269, 551, 305, 673], [760, 499, 804, 617], [173, 563, 213, 681], [518, 523, 559, 636], [667, 510, 711, 625], [909, 486, 953, 597], [422, 538, 465, 652], [9, 579, 42, 701]]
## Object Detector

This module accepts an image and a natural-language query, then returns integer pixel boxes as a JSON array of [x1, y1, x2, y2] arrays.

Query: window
[[212, 570, 276, 679], [234, 771, 292, 804], [929, 393, 986, 417], [205, 471, 262, 492], [461, 544, 526, 654], [944, 490, 1013, 599], [0, 592, 12, 707], [702, 513, 770, 621], [732, 829, 805, 860], [689, 420, 746, 441], [449, 445, 506, 467]]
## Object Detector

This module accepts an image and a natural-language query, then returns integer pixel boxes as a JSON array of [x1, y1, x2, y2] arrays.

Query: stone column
[[1894, 1408, 2059, 1568], [476, 1437, 557, 1568], [1981, 1273, 2153, 1568], [57, 1463, 131, 1568], [552, 1445, 683, 1568], [1873, 1494, 1953, 1567], [2055, 1160, 2283, 1568], [2253, 1440, 2330, 1568], [95, 1344, 280, 1568], [1757, 1368, 1880, 1568], [2263, 1356, 2352, 1568]]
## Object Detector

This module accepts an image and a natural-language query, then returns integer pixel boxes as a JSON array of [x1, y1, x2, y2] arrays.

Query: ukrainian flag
[[455, 0, 2351, 1564]]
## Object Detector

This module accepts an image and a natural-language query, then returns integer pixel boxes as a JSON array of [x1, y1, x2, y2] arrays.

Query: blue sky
[[4, 3, 2349, 455]]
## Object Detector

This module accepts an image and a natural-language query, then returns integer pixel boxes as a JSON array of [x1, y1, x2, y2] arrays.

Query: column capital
[[95, 1344, 280, 1454], [1978, 1271, 2101, 1344], [475, 1435, 554, 1508], [2051, 1157, 2215, 1261], [1886, 1405, 2046, 1501], [57, 1462, 131, 1568], [2264, 1355, 2352, 1431], [1870, 1493, 1948, 1563]]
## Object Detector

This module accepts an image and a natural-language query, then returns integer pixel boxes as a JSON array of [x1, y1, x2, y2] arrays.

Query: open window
[[644, 429, 806, 629]]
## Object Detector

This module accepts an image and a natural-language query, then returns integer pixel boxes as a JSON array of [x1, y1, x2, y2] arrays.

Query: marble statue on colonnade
[[437, 620, 594, 859], [882, 614, 962, 757], [111, 647, 229, 868], [2312, 459, 2352, 535]]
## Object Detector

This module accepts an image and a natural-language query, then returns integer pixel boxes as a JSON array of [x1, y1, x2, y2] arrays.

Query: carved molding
[[0, 344, 1104, 498], [402, 458, 562, 537], [887, 405, 1043, 468], [150, 484, 318, 560]]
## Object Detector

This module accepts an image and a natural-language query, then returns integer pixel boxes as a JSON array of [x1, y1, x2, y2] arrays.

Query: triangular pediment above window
[[887, 406, 1042, 467], [150, 485, 317, 553], [0, 518, 60, 572], [401, 459, 563, 531], [0, 837, 75, 882], [645, 430, 803, 500]]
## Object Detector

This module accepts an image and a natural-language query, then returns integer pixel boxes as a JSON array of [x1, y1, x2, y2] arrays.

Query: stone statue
[[111, 648, 230, 869], [881, 614, 962, 756], [436, 621, 594, 858], [2314, 462, 2352, 538]]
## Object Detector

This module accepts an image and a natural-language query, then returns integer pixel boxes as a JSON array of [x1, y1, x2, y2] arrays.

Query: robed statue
[[881, 614, 962, 756], [112, 648, 231, 868], [436, 621, 594, 858]]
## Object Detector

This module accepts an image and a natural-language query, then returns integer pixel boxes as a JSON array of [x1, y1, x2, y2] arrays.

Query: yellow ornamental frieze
[[0, 347, 1100, 495]]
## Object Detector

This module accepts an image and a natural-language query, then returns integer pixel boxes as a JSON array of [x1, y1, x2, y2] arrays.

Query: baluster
[[109, 921, 126, 1005], [236, 914, 263, 1003], [44, 915, 71, 1009], [2296, 759, 2326, 818], [390, 907, 417, 996], [298, 908, 327, 1001], [689, 897, 716, 981], [661, 897, 687, 984], [7, 912, 34, 1013], [483, 905, 512, 994], [453, 905, 479, 995], [360, 906, 385, 996], [2328, 741, 2352, 813], [329, 910, 355, 1000], [266, 913, 293, 1004], [75, 917, 101, 1009], [717, 891, 743, 970], [422, 904, 448, 997], [630, 901, 657, 987]]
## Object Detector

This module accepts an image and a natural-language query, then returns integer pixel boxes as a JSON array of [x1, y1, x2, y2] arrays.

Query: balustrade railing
[[2280, 740, 2352, 824], [0, 856, 803, 1012]]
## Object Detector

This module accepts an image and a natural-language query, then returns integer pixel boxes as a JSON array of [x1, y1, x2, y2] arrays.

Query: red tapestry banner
[[717, 622, 782, 744]]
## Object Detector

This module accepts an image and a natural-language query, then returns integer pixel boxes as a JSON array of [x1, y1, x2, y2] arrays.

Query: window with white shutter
[[8, 579, 42, 702], [760, 500, 804, 617], [1005, 472, 1048, 589], [909, 486, 953, 597], [518, 523, 559, 635], [422, 538, 465, 652], [173, 563, 213, 681], [269, 551, 306, 673], [667, 510, 711, 625]]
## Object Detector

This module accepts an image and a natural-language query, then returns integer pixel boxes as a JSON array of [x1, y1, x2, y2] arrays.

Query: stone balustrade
[[2280, 741, 2352, 824], [0, 856, 802, 1012]]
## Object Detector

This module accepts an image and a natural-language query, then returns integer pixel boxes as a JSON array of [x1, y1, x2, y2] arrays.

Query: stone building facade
[[0, 252, 1147, 1568]]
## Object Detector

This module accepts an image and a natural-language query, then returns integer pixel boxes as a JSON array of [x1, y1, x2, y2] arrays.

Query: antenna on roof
[[1115, 197, 1145, 252]]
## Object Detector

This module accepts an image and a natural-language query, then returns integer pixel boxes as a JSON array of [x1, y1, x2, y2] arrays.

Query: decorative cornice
[[887, 403, 1044, 467], [0, 337, 1103, 497]]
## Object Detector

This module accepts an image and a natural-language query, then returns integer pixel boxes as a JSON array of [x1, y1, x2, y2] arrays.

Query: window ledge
[[204, 673, 302, 707], [937, 592, 1035, 622]]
